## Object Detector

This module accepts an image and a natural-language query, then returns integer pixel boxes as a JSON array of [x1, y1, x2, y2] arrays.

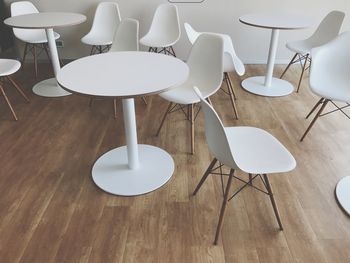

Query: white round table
[[239, 14, 309, 97], [335, 176, 350, 216], [57, 52, 189, 196], [4, 12, 86, 97]]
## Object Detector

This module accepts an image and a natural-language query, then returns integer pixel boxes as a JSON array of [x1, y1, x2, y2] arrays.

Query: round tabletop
[[57, 52, 190, 98], [4, 12, 86, 29], [239, 13, 310, 30]]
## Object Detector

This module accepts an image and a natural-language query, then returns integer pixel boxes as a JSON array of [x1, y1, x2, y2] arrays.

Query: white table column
[[57, 52, 189, 196], [241, 28, 294, 97], [32, 28, 71, 97], [264, 29, 279, 87], [239, 14, 309, 97], [122, 98, 139, 169], [4, 12, 86, 98]]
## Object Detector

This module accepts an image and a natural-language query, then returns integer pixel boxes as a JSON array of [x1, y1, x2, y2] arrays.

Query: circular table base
[[335, 176, 350, 216], [241, 76, 294, 97], [33, 78, 71, 97], [92, 144, 175, 196]]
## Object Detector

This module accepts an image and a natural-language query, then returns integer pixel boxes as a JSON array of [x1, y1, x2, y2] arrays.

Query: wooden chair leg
[[280, 53, 298, 79], [7, 76, 29, 102], [113, 99, 117, 119], [21, 43, 28, 69], [296, 54, 309, 93], [225, 72, 237, 100], [90, 46, 96, 55], [214, 169, 235, 245], [170, 46, 176, 57], [43, 43, 51, 60], [33, 45, 38, 78], [225, 73, 238, 120], [0, 84, 18, 121], [248, 173, 253, 186], [156, 102, 173, 136], [263, 174, 283, 230], [306, 98, 324, 119], [193, 158, 217, 195], [141, 96, 148, 106], [190, 103, 195, 155], [300, 99, 329, 142]]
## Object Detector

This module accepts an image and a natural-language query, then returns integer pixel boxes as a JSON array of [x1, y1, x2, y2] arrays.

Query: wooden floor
[[1, 62, 350, 263]]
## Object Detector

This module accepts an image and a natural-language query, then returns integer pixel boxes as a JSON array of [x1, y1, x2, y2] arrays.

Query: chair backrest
[[187, 33, 224, 97], [146, 4, 180, 45], [11, 1, 41, 40], [89, 2, 121, 38], [109, 19, 139, 52], [193, 87, 235, 168], [184, 22, 245, 76], [184, 23, 201, 44], [11, 1, 38, 16], [307, 11, 345, 47], [310, 31, 350, 99]]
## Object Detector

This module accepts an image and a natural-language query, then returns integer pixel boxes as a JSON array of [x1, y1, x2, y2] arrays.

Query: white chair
[[300, 31, 350, 141], [192, 87, 296, 245], [140, 4, 180, 56], [81, 2, 121, 55], [0, 59, 30, 120], [109, 19, 139, 52], [280, 11, 345, 92], [156, 33, 224, 154], [184, 23, 245, 119], [89, 19, 146, 118], [11, 1, 61, 78]]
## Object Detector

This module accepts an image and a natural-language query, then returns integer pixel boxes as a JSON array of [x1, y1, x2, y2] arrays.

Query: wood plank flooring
[[0, 62, 350, 262]]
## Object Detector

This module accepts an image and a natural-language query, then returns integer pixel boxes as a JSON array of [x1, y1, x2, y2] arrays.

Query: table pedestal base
[[335, 176, 350, 216], [241, 76, 294, 97], [33, 78, 71, 97], [92, 144, 174, 196]]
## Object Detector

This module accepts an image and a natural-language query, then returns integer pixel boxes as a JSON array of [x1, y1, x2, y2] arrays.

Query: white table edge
[[3, 13, 87, 29]]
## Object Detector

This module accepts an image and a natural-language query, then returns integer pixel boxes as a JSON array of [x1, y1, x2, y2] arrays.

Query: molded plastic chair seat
[[139, 34, 177, 48], [81, 34, 114, 46], [140, 4, 180, 56], [184, 23, 245, 76], [225, 126, 296, 174], [156, 33, 224, 154], [281, 11, 345, 92], [11, 1, 61, 77], [81, 2, 121, 54], [184, 23, 244, 119], [286, 40, 314, 55], [11, 1, 60, 44], [192, 87, 296, 245], [311, 78, 350, 103], [109, 19, 139, 52], [89, 19, 146, 118], [159, 81, 217, 105], [300, 31, 350, 141], [0, 59, 21, 76], [0, 59, 30, 120], [14, 30, 60, 44]]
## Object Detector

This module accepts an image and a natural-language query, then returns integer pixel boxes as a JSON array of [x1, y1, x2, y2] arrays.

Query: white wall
[[4, 0, 350, 63]]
